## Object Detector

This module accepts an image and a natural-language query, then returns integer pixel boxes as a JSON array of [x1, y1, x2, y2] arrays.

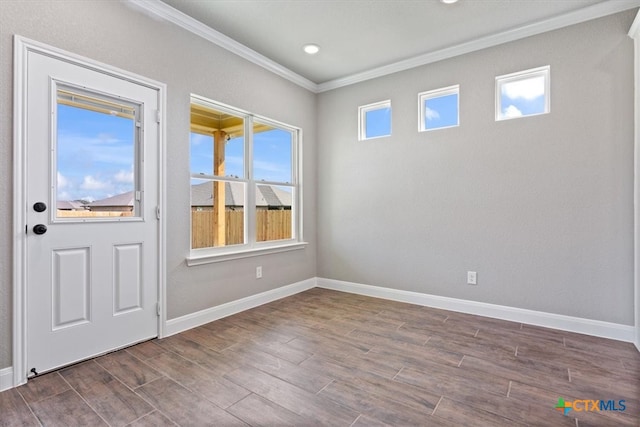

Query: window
[[496, 66, 550, 121], [55, 86, 141, 220], [189, 95, 303, 263], [358, 100, 391, 140], [419, 85, 459, 132]]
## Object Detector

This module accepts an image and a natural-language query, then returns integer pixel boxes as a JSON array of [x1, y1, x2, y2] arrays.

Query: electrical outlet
[[467, 271, 477, 285], [256, 266, 262, 279]]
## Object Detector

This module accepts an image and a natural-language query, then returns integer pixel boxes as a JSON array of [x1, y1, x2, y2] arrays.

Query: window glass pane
[[253, 122, 292, 183], [424, 92, 458, 130], [500, 76, 545, 118], [189, 133, 213, 175], [190, 104, 244, 178], [255, 184, 293, 242], [55, 88, 138, 219], [365, 107, 391, 139], [191, 178, 245, 249], [496, 66, 549, 121]]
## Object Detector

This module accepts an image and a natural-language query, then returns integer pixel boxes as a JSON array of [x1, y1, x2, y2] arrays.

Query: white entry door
[[24, 49, 160, 375]]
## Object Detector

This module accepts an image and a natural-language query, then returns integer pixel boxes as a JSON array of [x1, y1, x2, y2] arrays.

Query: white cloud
[[254, 159, 286, 173], [502, 105, 523, 118], [57, 133, 134, 166], [57, 172, 69, 189], [96, 133, 120, 144], [425, 107, 440, 120], [81, 175, 110, 191], [190, 133, 211, 146], [226, 155, 243, 166], [502, 76, 545, 100], [58, 191, 72, 201], [114, 169, 134, 183]]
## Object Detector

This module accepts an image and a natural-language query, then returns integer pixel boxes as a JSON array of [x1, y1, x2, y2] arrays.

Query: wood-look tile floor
[[1, 288, 639, 426]]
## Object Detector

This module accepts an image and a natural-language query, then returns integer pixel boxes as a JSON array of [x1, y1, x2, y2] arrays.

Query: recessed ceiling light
[[303, 44, 320, 55], [440, 0, 458, 3]]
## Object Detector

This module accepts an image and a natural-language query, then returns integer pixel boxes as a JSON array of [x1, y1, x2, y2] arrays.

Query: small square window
[[496, 66, 550, 121], [419, 85, 459, 132], [359, 100, 391, 140]]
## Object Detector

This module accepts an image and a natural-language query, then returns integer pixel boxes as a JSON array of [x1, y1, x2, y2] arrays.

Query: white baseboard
[[164, 278, 317, 336], [317, 277, 636, 343], [0, 367, 13, 392]]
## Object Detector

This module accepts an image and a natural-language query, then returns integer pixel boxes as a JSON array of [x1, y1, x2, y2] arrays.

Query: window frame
[[53, 82, 144, 223], [418, 85, 460, 132], [495, 65, 550, 121], [187, 95, 305, 266], [358, 100, 392, 141]]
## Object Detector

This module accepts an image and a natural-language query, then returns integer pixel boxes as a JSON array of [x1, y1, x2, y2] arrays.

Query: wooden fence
[[191, 209, 291, 249], [56, 209, 291, 249], [57, 210, 133, 218]]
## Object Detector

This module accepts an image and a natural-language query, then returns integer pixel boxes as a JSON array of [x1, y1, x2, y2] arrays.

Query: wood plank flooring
[[1, 288, 638, 426]]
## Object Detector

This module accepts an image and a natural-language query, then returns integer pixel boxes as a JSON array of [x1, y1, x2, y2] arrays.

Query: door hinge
[[156, 206, 160, 220], [156, 302, 161, 317], [155, 110, 161, 123]]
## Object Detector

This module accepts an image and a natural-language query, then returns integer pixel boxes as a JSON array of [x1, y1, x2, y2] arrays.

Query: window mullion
[[245, 114, 256, 247], [291, 130, 300, 240]]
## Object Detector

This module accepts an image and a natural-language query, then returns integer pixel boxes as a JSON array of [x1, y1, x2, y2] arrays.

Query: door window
[[55, 86, 141, 220]]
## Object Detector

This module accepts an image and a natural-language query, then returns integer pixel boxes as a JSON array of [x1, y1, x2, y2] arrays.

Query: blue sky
[[424, 93, 458, 130], [56, 104, 293, 203], [190, 127, 292, 183], [56, 104, 135, 202], [365, 107, 391, 139]]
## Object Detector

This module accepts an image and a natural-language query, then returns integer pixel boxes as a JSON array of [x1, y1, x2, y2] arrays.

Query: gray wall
[[0, 1, 317, 370], [317, 11, 636, 325]]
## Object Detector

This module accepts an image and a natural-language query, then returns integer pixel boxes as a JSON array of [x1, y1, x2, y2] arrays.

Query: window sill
[[186, 241, 308, 266]]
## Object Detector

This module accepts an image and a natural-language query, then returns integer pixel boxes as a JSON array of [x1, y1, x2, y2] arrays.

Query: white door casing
[[13, 36, 167, 385], [631, 13, 640, 351]]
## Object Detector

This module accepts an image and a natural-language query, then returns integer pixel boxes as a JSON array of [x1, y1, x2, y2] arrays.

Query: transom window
[[496, 66, 550, 121], [419, 85, 459, 132], [358, 100, 391, 140], [189, 95, 301, 261]]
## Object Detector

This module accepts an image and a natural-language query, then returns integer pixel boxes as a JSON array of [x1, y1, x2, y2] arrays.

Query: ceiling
[[157, 0, 638, 89]]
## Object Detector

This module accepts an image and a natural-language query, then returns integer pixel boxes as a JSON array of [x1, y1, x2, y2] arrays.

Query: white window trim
[[418, 84, 460, 132], [358, 99, 392, 141], [495, 65, 550, 121], [187, 95, 305, 265], [187, 241, 308, 266]]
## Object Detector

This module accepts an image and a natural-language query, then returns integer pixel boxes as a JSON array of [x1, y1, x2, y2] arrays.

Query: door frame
[[12, 35, 167, 386], [630, 11, 640, 352]]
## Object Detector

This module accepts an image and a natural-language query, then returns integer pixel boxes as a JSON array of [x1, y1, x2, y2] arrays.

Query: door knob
[[33, 224, 47, 235], [33, 202, 47, 212]]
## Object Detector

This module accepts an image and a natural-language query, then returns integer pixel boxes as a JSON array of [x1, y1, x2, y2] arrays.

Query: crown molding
[[318, 0, 640, 92], [128, 0, 639, 94], [126, 0, 318, 92]]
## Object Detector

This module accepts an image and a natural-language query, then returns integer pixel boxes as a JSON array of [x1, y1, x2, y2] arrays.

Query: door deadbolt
[[32, 224, 47, 235], [33, 202, 47, 212]]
